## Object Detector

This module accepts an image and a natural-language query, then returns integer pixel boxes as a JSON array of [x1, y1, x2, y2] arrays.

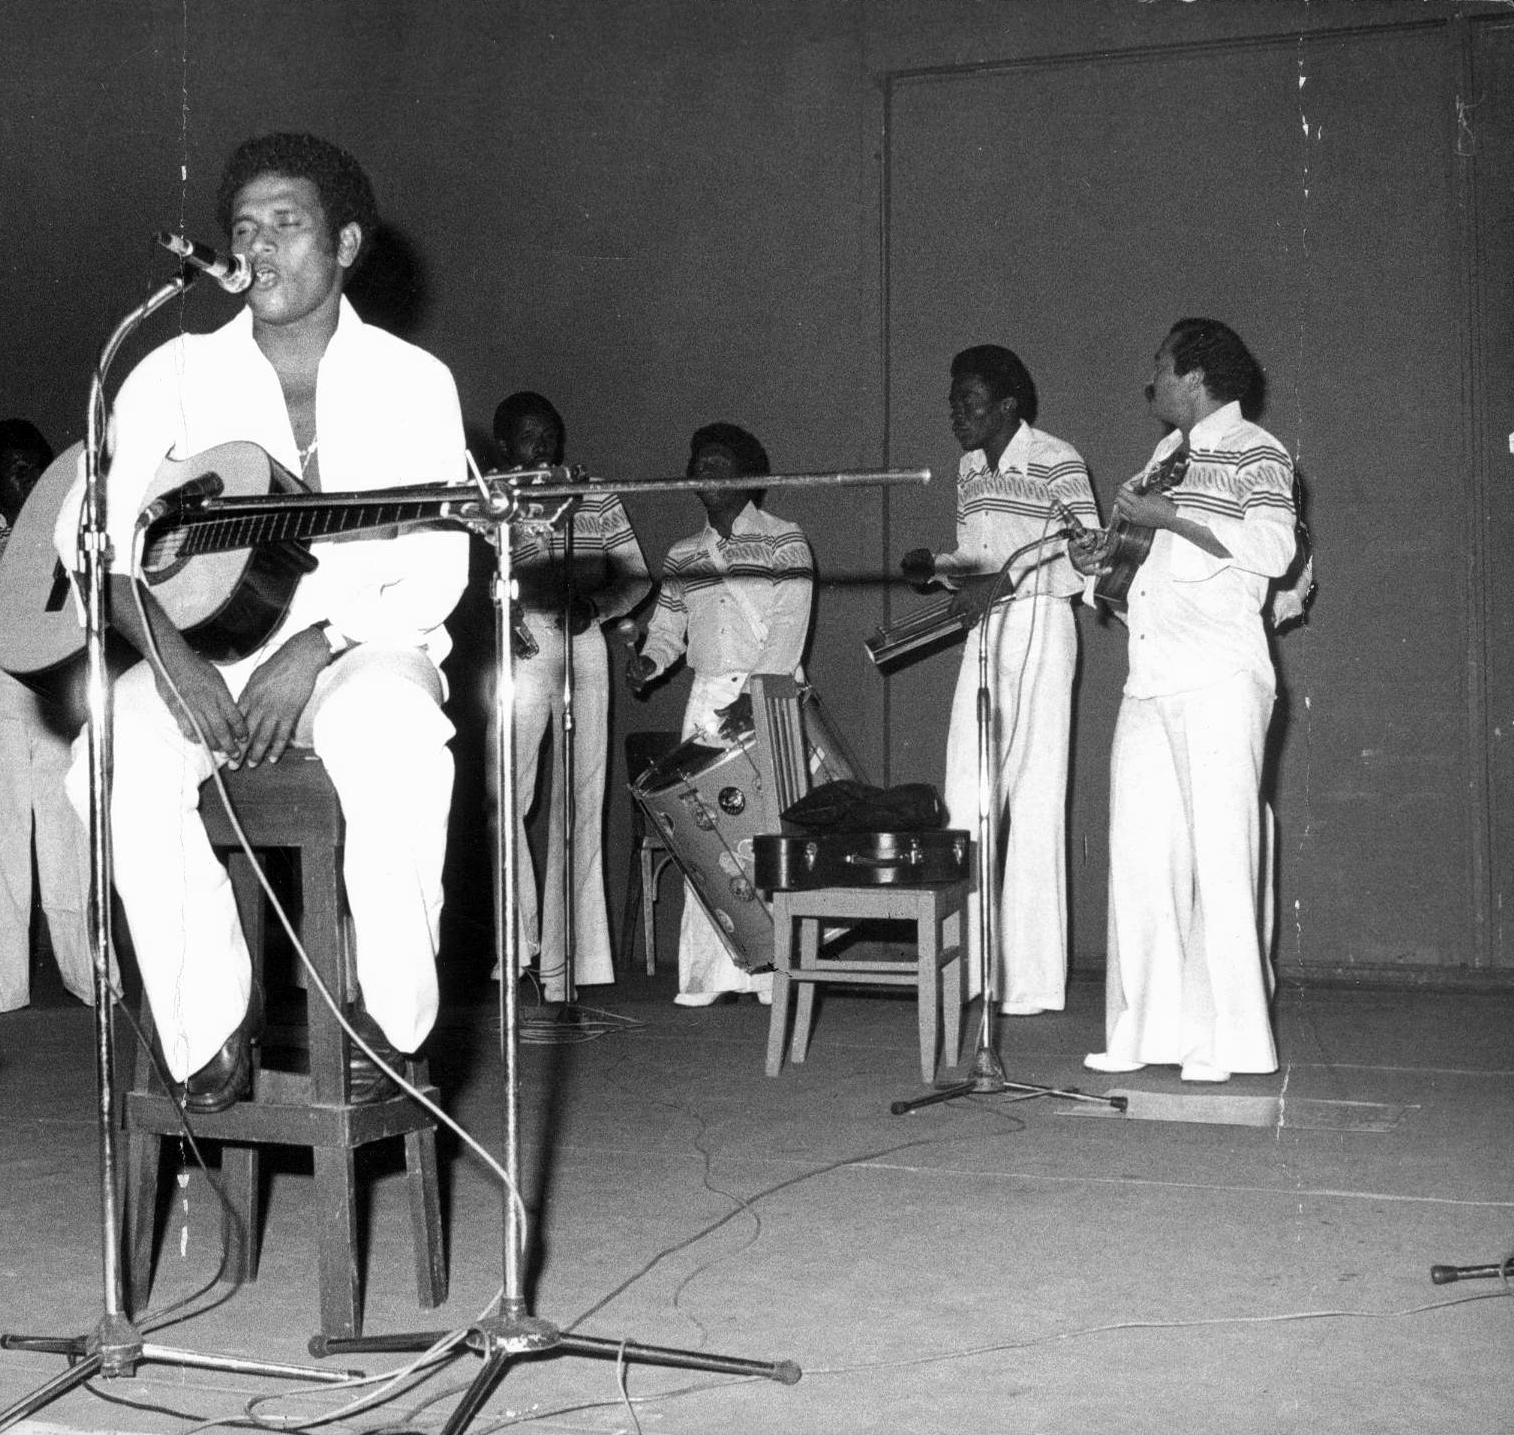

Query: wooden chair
[[765, 880, 967, 1083], [120, 751, 447, 1338], [749, 675, 966, 1082]]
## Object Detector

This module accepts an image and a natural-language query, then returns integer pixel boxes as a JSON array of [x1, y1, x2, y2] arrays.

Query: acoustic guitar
[[1092, 445, 1191, 605], [0, 440, 501, 702]]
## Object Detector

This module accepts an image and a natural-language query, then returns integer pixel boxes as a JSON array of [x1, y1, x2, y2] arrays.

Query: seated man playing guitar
[[53, 133, 469, 1111]]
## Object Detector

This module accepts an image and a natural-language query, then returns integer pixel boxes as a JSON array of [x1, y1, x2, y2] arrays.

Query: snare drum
[[633, 726, 774, 971], [630, 686, 859, 972]]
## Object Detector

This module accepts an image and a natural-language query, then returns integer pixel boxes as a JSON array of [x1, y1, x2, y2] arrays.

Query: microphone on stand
[[154, 232, 253, 293]]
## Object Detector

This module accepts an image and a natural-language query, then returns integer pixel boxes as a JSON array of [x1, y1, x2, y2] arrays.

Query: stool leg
[[123, 1129, 162, 1316], [641, 849, 659, 975], [220, 1147, 261, 1284], [314, 1145, 361, 1338], [618, 845, 643, 975], [765, 898, 794, 1076], [305, 846, 348, 1106], [405, 1123, 447, 1309], [917, 897, 941, 1084], [790, 915, 820, 1065], [942, 902, 964, 1069]]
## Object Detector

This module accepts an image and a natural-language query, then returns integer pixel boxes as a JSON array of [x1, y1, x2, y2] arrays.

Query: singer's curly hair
[[215, 133, 378, 266]]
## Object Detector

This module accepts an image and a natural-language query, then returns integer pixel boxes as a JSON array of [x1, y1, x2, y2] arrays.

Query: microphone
[[136, 474, 225, 529], [1049, 498, 1098, 543], [155, 231, 252, 293]]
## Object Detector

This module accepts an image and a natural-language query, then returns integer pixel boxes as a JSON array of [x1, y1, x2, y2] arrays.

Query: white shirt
[[1123, 402, 1296, 698], [54, 299, 469, 665], [639, 502, 812, 684], [936, 422, 1099, 602]]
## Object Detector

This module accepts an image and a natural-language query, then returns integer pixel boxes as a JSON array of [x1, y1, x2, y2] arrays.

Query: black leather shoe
[[346, 1008, 403, 1105], [183, 983, 263, 1114]]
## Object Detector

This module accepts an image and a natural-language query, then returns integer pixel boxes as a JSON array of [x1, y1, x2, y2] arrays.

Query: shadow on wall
[[347, 223, 430, 339]]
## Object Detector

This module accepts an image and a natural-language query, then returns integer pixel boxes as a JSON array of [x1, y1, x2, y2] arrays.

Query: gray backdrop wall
[[3, 0, 1510, 987]]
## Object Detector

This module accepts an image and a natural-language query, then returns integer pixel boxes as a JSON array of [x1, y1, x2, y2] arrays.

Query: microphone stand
[[891, 536, 1127, 1118], [554, 518, 581, 1022], [309, 475, 804, 1434], [0, 271, 349, 1429]]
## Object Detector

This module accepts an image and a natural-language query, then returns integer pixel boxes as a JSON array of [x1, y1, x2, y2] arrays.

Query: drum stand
[[0, 273, 348, 1431], [311, 483, 800, 1434], [891, 537, 1127, 1118]]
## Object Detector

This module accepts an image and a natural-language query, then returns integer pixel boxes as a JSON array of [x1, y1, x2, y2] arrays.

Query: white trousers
[[943, 597, 1076, 1010], [498, 612, 614, 995], [66, 645, 455, 1081], [1102, 671, 1278, 1074], [674, 672, 771, 1000], [0, 673, 95, 1009]]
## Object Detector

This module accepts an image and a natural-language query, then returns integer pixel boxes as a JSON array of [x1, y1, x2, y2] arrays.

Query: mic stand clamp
[[890, 537, 1128, 1118]]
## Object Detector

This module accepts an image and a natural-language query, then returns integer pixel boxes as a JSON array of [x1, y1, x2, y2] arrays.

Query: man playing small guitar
[[1071, 318, 1296, 1085], [52, 133, 469, 1112]]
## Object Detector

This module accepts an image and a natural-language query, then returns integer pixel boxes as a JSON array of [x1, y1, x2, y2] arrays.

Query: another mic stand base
[[891, 1029, 1128, 1116], [316, 1311, 799, 1435], [1, 1315, 351, 1429]]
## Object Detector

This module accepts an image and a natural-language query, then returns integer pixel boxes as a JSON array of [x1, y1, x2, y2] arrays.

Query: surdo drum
[[631, 687, 855, 972]]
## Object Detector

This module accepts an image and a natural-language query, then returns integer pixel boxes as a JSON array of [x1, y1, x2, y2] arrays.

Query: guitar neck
[[171, 487, 454, 557]]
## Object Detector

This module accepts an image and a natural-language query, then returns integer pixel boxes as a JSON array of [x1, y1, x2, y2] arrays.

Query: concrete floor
[[1, 957, 1510, 1435]]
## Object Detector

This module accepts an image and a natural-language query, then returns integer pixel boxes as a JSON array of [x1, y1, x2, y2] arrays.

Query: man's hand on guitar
[[156, 649, 249, 764], [236, 627, 330, 767], [1112, 487, 1180, 532], [1067, 527, 1110, 576]]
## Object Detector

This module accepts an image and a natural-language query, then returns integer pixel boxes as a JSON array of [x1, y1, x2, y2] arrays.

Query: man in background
[[492, 390, 648, 1001], [0, 419, 95, 1010], [627, 423, 812, 1006]]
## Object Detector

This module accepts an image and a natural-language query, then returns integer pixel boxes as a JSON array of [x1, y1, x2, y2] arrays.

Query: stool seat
[[765, 879, 968, 1083], [121, 752, 446, 1339]]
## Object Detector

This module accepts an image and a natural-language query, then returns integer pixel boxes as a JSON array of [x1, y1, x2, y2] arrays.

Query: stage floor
[[1, 963, 1510, 1434]]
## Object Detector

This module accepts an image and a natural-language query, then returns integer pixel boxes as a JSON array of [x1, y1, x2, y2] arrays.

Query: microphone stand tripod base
[[890, 1034, 1130, 1116], [317, 1316, 800, 1435]]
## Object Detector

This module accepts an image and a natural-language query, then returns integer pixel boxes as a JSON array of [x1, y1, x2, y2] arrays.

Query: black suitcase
[[753, 829, 970, 890]]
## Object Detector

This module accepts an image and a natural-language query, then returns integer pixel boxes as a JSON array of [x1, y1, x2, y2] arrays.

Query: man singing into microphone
[[899, 345, 1099, 1017], [55, 133, 468, 1110]]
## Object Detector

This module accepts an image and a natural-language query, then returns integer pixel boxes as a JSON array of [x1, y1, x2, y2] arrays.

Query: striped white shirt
[[1123, 401, 1296, 697], [510, 486, 649, 621], [936, 421, 1099, 602], [640, 502, 812, 684]]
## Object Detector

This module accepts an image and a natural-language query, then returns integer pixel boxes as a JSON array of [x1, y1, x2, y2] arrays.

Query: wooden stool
[[121, 752, 447, 1338], [765, 879, 968, 1083]]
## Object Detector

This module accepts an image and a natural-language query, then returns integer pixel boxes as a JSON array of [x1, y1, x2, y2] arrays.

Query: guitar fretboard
[[145, 489, 451, 567]]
